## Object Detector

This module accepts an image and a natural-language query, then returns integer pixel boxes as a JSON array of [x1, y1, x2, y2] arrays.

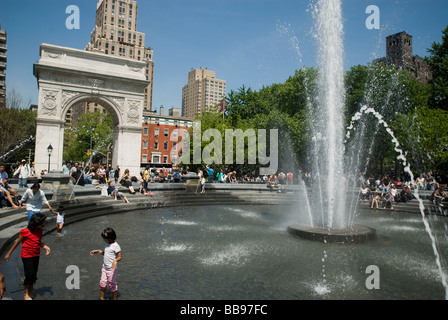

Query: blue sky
[[0, 0, 447, 113]]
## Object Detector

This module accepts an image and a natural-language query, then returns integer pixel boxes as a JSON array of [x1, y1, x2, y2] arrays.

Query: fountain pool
[[1, 204, 447, 300]]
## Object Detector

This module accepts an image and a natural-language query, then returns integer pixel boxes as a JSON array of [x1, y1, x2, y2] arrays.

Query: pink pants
[[100, 267, 118, 292]]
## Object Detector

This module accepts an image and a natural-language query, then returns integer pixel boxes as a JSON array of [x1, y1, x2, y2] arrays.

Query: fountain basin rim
[[287, 224, 377, 244]]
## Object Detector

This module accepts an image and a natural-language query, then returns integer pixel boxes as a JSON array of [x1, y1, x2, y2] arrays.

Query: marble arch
[[33, 43, 149, 177]]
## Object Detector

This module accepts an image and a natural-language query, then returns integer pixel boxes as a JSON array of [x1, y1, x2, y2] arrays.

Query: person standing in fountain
[[4, 213, 51, 300], [51, 205, 66, 237], [18, 183, 54, 223], [90, 228, 122, 300]]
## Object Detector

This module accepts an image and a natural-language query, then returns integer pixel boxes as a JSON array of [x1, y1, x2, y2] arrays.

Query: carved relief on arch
[[127, 64, 144, 73], [127, 100, 141, 124], [44, 51, 66, 60], [42, 89, 59, 116], [109, 96, 125, 115], [61, 90, 79, 108]]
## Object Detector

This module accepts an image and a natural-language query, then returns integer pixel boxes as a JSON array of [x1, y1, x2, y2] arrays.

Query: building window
[[143, 127, 148, 135], [143, 140, 148, 150], [164, 141, 168, 151], [163, 156, 168, 164], [155, 128, 159, 137], [164, 129, 169, 137], [142, 155, 148, 163], [154, 141, 159, 150]]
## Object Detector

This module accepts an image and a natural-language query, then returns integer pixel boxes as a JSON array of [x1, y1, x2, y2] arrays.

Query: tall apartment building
[[85, 0, 154, 111], [182, 67, 226, 118], [0, 27, 7, 108], [376, 31, 432, 84]]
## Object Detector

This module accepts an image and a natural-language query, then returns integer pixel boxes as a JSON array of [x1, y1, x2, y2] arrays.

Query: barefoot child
[[107, 181, 130, 204], [90, 228, 122, 300], [4, 213, 51, 300], [52, 206, 65, 237]]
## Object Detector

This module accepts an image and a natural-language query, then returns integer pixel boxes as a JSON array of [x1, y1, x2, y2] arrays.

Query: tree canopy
[[191, 24, 448, 180], [427, 25, 448, 111], [63, 111, 114, 165]]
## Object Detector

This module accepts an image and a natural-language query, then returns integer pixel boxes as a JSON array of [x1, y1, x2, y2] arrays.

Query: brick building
[[141, 111, 193, 171]]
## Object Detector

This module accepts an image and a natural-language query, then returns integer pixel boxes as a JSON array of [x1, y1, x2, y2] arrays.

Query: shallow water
[[1, 205, 448, 300]]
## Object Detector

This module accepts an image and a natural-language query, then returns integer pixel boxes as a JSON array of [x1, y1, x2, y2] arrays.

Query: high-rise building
[[0, 27, 7, 108], [85, 0, 154, 111], [182, 67, 226, 118]]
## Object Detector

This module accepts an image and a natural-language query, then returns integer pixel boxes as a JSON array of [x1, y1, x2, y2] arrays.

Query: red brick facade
[[140, 114, 193, 170]]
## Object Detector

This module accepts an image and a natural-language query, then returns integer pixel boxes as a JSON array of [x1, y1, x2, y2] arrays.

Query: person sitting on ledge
[[97, 181, 130, 204], [0, 179, 19, 209], [267, 174, 280, 191], [119, 169, 136, 194], [383, 191, 394, 210]]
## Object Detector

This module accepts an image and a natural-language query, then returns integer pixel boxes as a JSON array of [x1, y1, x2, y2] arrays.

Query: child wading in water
[[90, 228, 122, 300], [52, 205, 65, 237], [4, 213, 51, 300]]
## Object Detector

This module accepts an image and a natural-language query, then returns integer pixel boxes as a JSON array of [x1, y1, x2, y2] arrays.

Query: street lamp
[[47, 144, 53, 173]]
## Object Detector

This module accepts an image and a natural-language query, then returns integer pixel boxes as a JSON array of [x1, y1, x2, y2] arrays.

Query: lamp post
[[47, 144, 53, 173]]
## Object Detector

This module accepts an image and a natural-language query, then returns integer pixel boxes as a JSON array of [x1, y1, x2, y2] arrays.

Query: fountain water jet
[[288, 0, 376, 242]]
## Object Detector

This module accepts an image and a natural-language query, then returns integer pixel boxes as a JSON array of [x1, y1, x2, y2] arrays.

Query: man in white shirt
[[14, 160, 30, 188], [19, 183, 54, 222]]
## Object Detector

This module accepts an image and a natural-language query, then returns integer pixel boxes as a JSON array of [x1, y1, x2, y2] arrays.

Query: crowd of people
[[357, 172, 446, 211]]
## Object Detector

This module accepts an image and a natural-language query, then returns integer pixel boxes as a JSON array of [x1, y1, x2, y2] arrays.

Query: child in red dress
[[4, 213, 51, 300]]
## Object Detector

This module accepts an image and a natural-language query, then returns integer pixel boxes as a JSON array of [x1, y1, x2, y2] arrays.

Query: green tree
[[63, 111, 114, 164], [344, 63, 428, 177], [0, 107, 36, 162], [391, 107, 448, 175], [189, 68, 317, 176], [427, 25, 448, 111]]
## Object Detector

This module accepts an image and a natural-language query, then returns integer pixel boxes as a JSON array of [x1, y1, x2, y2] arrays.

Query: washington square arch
[[33, 43, 149, 177]]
